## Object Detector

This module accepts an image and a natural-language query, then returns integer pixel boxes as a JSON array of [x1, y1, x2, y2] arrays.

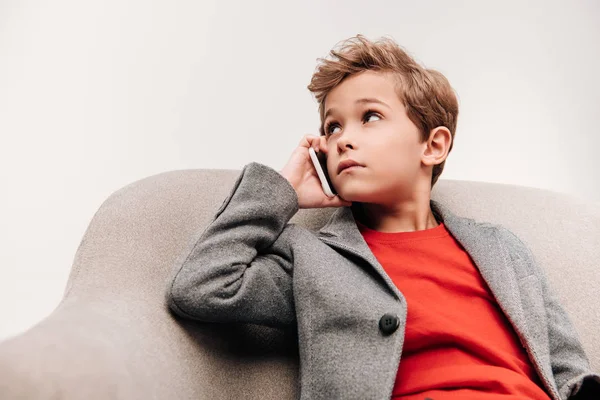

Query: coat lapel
[[316, 200, 528, 341], [316, 206, 404, 300], [432, 201, 551, 392], [432, 201, 528, 337]]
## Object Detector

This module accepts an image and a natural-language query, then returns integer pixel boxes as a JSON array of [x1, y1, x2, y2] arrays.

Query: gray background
[[0, 0, 598, 341]]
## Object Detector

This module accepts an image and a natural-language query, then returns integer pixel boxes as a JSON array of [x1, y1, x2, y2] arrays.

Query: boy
[[166, 35, 599, 399]]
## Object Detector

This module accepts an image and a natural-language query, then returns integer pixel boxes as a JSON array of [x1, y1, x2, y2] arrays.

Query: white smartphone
[[308, 147, 336, 198]]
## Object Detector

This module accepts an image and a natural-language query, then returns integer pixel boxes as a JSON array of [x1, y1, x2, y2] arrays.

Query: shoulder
[[491, 223, 533, 258], [435, 200, 541, 277], [486, 222, 541, 279], [449, 210, 539, 276], [449, 209, 533, 260]]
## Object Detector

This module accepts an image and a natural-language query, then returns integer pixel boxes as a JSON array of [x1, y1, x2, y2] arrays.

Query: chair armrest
[[0, 297, 299, 399]]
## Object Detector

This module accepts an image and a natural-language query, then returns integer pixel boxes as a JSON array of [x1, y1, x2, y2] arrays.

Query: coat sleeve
[[165, 162, 299, 328], [501, 227, 600, 399], [539, 277, 600, 399]]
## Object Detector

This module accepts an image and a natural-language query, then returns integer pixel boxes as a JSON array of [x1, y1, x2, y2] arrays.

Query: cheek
[[376, 144, 421, 173]]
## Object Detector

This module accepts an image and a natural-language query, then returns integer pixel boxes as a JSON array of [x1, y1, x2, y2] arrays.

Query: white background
[[1, 0, 599, 341]]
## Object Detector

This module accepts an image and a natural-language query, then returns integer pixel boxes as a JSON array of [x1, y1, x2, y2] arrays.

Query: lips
[[337, 159, 364, 174]]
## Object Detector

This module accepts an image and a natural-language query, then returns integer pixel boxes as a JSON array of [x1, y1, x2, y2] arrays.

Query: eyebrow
[[324, 98, 391, 120]]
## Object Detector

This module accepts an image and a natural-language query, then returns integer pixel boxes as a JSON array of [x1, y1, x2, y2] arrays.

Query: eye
[[324, 122, 341, 136], [364, 110, 382, 123], [323, 109, 382, 136]]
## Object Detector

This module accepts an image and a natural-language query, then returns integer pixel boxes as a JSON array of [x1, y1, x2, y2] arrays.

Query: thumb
[[324, 195, 352, 208]]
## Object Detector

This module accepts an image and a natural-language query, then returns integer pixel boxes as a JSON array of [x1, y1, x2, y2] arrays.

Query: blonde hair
[[307, 34, 459, 187]]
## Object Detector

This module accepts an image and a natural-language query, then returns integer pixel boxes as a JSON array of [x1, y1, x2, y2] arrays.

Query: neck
[[351, 198, 439, 233]]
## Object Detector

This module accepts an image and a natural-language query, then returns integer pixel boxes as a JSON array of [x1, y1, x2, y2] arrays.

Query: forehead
[[324, 70, 399, 113]]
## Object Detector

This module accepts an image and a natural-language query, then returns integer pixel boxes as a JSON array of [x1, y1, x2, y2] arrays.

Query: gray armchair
[[0, 167, 598, 399]]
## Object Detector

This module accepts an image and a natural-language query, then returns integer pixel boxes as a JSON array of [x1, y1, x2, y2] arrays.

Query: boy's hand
[[279, 134, 352, 209]]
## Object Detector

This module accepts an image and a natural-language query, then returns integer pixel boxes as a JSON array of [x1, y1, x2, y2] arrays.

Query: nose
[[336, 130, 357, 154]]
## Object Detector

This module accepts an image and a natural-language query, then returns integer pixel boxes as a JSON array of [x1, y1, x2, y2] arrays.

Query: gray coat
[[166, 162, 600, 399]]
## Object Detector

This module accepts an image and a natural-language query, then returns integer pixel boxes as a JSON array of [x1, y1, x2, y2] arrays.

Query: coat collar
[[316, 200, 527, 333]]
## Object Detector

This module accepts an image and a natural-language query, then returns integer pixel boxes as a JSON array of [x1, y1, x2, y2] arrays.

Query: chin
[[335, 187, 370, 203], [341, 183, 391, 204]]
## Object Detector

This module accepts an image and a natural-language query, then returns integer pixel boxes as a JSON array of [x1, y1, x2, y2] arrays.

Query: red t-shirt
[[357, 220, 551, 400]]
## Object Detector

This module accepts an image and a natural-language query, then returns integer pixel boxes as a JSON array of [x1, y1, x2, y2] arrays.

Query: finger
[[308, 135, 322, 153], [318, 136, 327, 153], [311, 136, 321, 153], [299, 134, 318, 148]]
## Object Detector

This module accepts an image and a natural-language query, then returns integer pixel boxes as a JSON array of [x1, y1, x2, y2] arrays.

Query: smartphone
[[308, 147, 337, 197]]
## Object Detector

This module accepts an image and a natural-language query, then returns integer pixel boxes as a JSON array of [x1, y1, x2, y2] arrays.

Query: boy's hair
[[307, 34, 459, 187]]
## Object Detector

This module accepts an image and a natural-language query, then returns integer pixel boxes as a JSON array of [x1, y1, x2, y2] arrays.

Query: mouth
[[337, 159, 365, 174], [339, 165, 363, 174]]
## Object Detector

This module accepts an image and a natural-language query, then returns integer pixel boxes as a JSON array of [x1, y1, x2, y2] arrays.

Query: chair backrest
[[2, 168, 597, 400]]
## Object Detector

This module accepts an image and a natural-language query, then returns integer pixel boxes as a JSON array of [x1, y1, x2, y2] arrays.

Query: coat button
[[379, 313, 400, 335]]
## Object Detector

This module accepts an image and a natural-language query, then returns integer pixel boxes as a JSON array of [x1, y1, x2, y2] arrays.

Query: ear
[[421, 126, 452, 167]]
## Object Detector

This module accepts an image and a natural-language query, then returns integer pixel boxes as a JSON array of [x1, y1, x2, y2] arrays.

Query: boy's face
[[322, 70, 433, 205]]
